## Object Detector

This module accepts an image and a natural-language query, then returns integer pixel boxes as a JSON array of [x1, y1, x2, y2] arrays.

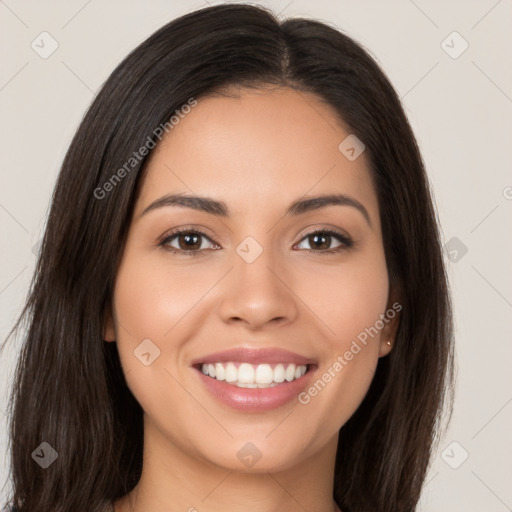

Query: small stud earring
[[386, 340, 392, 346]]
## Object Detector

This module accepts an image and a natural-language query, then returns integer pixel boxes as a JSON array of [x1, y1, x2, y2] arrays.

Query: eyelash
[[158, 226, 354, 257]]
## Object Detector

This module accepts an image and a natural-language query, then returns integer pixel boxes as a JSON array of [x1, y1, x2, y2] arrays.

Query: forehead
[[136, 86, 378, 222]]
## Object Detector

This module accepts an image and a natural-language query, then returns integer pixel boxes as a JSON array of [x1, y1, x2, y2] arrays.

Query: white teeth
[[238, 363, 255, 383], [257, 382, 276, 388], [225, 362, 237, 382], [273, 364, 285, 383], [215, 363, 225, 381], [285, 364, 296, 382], [255, 364, 274, 384], [200, 362, 308, 387]]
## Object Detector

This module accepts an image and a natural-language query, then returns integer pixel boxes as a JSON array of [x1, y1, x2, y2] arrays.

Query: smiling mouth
[[194, 362, 312, 389]]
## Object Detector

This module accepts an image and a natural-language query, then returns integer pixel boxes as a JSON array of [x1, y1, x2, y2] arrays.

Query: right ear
[[102, 302, 116, 342]]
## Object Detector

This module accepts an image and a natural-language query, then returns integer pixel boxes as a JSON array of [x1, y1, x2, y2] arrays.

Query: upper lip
[[191, 347, 317, 366]]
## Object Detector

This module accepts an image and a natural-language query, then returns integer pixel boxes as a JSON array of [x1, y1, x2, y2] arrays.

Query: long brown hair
[[1, 4, 454, 511]]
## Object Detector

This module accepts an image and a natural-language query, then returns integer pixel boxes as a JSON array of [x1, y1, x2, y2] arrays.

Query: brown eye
[[295, 229, 352, 253], [159, 229, 219, 256], [176, 232, 202, 251], [307, 233, 332, 250]]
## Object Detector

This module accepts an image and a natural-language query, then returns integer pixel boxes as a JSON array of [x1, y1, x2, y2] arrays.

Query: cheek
[[295, 249, 388, 422], [110, 253, 197, 415], [295, 248, 389, 352], [110, 248, 227, 395], [332, 264, 389, 349], [113, 252, 214, 342]]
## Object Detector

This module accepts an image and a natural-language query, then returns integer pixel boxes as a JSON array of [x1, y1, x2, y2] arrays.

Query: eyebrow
[[140, 192, 372, 227]]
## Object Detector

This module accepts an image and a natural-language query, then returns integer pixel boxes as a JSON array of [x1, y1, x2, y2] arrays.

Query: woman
[[1, 3, 454, 511]]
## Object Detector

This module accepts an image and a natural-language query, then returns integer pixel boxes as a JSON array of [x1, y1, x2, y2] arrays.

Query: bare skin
[[104, 85, 399, 512]]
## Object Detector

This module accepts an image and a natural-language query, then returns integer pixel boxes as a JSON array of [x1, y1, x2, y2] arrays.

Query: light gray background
[[1, 0, 511, 510]]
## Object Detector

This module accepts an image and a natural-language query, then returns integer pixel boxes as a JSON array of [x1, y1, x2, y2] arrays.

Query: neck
[[115, 414, 341, 512]]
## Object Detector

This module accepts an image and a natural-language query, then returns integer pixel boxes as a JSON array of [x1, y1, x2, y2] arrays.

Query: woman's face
[[105, 86, 397, 473]]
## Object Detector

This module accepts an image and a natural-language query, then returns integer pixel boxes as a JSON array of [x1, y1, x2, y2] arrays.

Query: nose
[[218, 245, 299, 330]]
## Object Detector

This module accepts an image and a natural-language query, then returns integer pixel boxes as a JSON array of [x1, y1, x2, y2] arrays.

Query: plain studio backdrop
[[0, 1, 511, 510]]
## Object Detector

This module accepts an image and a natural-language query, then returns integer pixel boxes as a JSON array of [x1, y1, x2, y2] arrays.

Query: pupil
[[181, 233, 200, 250], [311, 233, 329, 249]]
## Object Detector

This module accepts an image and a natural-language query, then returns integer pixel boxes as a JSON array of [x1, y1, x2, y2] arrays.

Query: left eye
[[294, 230, 352, 252], [160, 230, 218, 254], [159, 228, 352, 256]]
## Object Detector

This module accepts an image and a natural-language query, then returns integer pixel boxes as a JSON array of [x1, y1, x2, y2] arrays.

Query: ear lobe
[[102, 303, 116, 342], [378, 338, 394, 358], [378, 287, 402, 358], [378, 315, 399, 357]]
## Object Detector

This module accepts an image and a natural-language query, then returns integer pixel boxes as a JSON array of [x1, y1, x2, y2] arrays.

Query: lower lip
[[194, 366, 316, 412]]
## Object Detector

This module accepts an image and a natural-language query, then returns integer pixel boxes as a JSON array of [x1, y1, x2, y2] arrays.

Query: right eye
[[159, 229, 220, 256]]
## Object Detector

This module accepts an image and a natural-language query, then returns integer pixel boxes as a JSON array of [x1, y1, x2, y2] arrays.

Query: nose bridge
[[218, 234, 298, 328], [235, 238, 278, 290]]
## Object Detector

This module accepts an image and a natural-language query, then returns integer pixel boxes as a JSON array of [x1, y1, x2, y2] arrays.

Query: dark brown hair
[[1, 3, 454, 511]]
